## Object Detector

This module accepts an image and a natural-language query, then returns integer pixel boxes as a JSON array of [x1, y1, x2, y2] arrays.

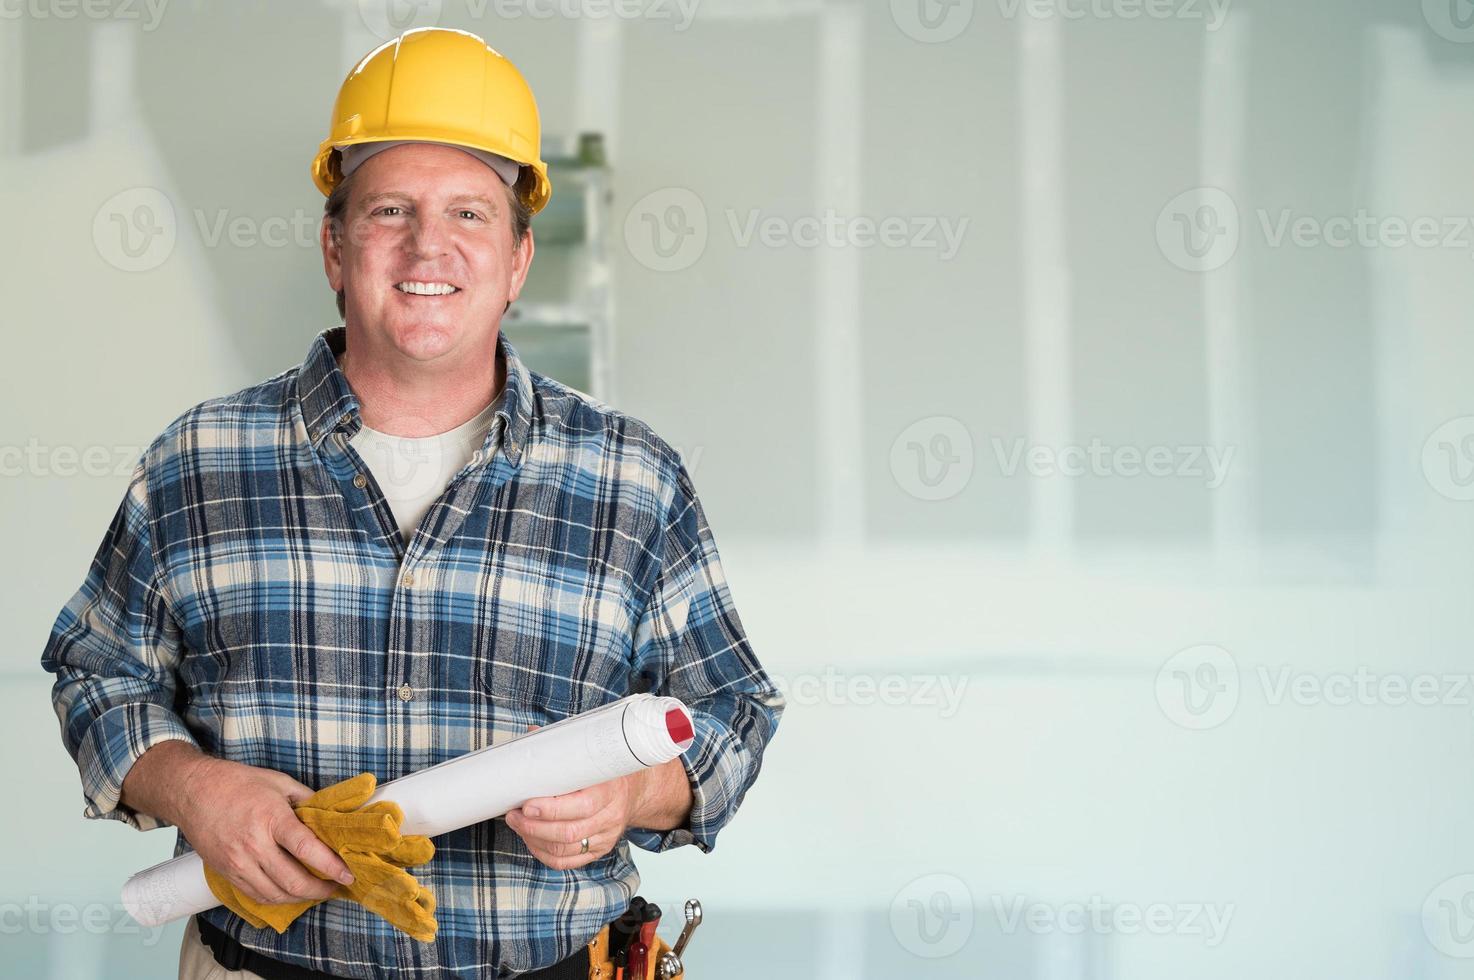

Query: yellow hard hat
[[311, 27, 552, 214]]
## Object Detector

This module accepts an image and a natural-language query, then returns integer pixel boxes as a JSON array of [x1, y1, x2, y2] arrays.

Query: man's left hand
[[505, 768, 651, 870], [505, 724, 693, 870]]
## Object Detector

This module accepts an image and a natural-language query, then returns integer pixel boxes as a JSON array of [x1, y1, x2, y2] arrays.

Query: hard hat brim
[[311, 137, 551, 215]]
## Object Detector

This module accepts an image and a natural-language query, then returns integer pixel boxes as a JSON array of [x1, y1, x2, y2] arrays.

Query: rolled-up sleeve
[[40, 454, 198, 831], [625, 460, 784, 855]]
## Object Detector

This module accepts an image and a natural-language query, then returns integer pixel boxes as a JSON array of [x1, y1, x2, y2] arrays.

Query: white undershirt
[[347, 392, 503, 545]]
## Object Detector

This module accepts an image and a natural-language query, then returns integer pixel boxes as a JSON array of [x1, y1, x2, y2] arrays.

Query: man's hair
[[324, 164, 534, 321]]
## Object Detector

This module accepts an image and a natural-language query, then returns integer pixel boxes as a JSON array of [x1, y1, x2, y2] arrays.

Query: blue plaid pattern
[[40, 325, 784, 977]]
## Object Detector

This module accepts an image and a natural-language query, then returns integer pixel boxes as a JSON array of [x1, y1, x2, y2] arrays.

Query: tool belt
[[199, 895, 697, 979], [586, 895, 699, 980], [586, 923, 680, 980]]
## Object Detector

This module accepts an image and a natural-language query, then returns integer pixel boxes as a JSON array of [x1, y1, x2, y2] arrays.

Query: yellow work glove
[[202, 772, 438, 942]]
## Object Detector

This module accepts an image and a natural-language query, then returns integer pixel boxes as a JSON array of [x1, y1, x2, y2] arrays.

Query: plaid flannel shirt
[[40, 325, 784, 978]]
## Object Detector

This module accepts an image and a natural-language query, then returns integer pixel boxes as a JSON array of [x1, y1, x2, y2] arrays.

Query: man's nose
[[406, 214, 451, 259]]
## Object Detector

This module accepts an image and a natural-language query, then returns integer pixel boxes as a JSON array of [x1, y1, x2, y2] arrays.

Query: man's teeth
[[395, 282, 459, 296]]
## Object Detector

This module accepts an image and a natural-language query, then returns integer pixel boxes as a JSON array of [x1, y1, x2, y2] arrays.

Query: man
[[40, 27, 783, 979]]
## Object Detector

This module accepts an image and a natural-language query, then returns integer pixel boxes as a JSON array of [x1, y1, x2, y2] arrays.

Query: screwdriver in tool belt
[[611, 918, 635, 979], [626, 903, 662, 980], [611, 898, 646, 979]]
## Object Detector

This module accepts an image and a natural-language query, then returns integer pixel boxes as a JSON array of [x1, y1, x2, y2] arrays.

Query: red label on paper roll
[[665, 708, 694, 745]]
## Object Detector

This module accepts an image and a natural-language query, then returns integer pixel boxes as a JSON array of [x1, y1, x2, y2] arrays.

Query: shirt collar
[[295, 325, 532, 467]]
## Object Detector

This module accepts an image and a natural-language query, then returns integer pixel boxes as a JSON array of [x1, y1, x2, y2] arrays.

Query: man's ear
[[506, 228, 535, 305], [321, 217, 342, 292]]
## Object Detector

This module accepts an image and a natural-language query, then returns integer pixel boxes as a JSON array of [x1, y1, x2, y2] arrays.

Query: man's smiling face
[[323, 141, 533, 364]]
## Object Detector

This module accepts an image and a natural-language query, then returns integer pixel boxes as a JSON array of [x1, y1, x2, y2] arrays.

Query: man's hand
[[505, 769, 647, 870], [122, 742, 354, 905], [504, 725, 694, 870]]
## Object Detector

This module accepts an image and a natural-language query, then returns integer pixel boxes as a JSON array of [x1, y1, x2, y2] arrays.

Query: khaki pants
[[178, 916, 268, 980]]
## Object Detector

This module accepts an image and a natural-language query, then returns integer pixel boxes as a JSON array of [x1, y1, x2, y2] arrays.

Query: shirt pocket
[[207, 550, 391, 702], [475, 568, 636, 720]]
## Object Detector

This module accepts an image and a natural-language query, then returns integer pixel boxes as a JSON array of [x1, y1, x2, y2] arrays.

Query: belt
[[195, 914, 596, 979]]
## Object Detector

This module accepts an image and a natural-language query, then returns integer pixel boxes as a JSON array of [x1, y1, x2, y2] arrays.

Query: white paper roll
[[122, 694, 695, 927]]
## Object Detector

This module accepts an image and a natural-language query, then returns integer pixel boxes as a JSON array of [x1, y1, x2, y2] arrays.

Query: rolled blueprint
[[121, 694, 695, 927]]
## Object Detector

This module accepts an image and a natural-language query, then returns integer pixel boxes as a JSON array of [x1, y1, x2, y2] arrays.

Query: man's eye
[[458, 210, 482, 221], [375, 206, 404, 217]]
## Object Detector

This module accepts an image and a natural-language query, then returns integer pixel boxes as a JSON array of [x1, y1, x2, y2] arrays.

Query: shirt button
[[398, 683, 414, 702], [339, 413, 352, 426], [353, 473, 367, 489], [401, 570, 416, 588]]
